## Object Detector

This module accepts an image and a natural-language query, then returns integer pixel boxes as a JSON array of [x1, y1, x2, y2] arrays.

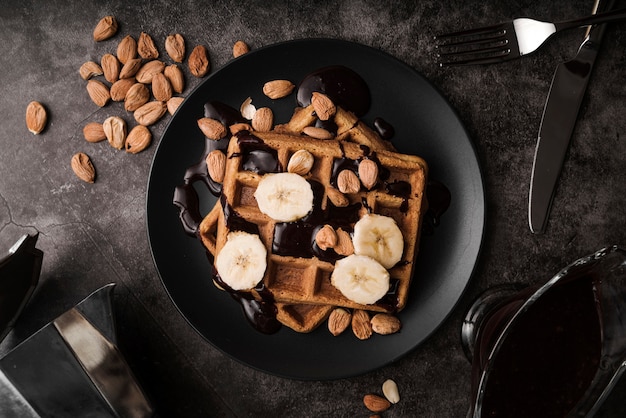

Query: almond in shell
[[138, 32, 159, 59], [103, 116, 127, 150], [125, 125, 152, 154], [25, 101, 47, 135], [124, 83, 150, 111], [116, 35, 137, 64], [135, 60, 165, 84], [101, 53, 120, 83], [164, 64, 185, 93], [134, 101, 167, 126], [71, 152, 96, 183], [83, 122, 106, 143], [188, 45, 210, 77], [167, 97, 184, 115], [110, 78, 136, 102], [232, 40, 249, 58], [165, 33, 185, 62], [93, 15, 117, 42], [152, 72, 172, 102], [86, 79, 111, 107], [79, 61, 103, 80], [119, 58, 142, 79]]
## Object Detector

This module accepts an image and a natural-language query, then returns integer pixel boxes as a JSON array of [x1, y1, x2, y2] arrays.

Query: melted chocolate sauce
[[373, 117, 395, 140], [296, 65, 371, 117], [421, 180, 451, 235], [235, 132, 281, 174], [473, 273, 602, 417]]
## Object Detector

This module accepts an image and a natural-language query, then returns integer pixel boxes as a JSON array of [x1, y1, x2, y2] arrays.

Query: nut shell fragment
[[188, 45, 210, 77], [79, 61, 103, 80], [71, 152, 96, 183], [138, 32, 159, 59], [93, 15, 118, 42]]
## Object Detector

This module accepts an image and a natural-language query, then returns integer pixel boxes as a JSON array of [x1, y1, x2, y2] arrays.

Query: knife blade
[[528, 0, 615, 234]]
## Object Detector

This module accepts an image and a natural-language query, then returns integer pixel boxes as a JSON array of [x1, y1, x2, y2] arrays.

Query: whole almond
[[125, 125, 152, 154], [315, 225, 337, 251], [263, 79, 295, 99], [206, 150, 227, 183], [101, 53, 120, 83], [86, 79, 111, 107], [352, 309, 372, 340], [382, 379, 400, 404], [138, 32, 159, 59], [252, 107, 273, 132], [124, 82, 150, 111], [83, 122, 106, 143], [134, 101, 167, 126], [232, 40, 249, 58], [326, 187, 349, 208], [71, 153, 96, 183], [165, 33, 185, 62], [337, 169, 360, 194], [358, 159, 379, 190], [197, 117, 227, 140], [93, 15, 117, 42], [102, 116, 127, 150], [287, 149, 314, 175], [164, 64, 185, 93], [335, 228, 354, 256], [371, 313, 401, 335], [25, 101, 47, 135], [119, 58, 142, 79], [188, 45, 210, 77], [135, 60, 165, 84], [110, 77, 136, 101], [311, 92, 336, 121], [303, 126, 333, 140], [116, 35, 137, 64], [167, 97, 184, 115], [363, 394, 391, 413], [152, 72, 172, 102], [79, 61, 103, 80], [328, 308, 351, 336]]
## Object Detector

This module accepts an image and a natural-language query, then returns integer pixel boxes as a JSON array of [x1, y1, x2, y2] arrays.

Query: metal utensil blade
[[528, 0, 613, 234]]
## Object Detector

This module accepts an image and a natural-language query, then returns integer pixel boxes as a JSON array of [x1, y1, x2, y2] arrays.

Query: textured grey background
[[1, 0, 626, 416]]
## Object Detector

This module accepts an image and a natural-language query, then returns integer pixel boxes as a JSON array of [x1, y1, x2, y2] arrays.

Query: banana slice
[[254, 172, 314, 222], [215, 231, 267, 290], [352, 213, 404, 269], [331, 254, 390, 305]]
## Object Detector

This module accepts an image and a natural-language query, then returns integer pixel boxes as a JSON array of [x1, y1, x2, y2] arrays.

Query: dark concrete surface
[[1, 0, 626, 416]]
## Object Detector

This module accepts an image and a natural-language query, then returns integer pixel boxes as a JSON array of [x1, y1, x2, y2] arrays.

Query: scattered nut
[[363, 394, 391, 413], [25, 101, 47, 135], [102, 116, 127, 150], [263, 80, 295, 99], [167, 97, 184, 115], [371, 313, 401, 335], [335, 228, 354, 256], [101, 53, 120, 83], [110, 78, 136, 102], [86, 79, 111, 107], [303, 126, 333, 140], [197, 117, 227, 140], [252, 107, 273, 132], [71, 152, 96, 183], [287, 149, 314, 175], [382, 379, 400, 404], [315, 225, 337, 251], [137, 32, 159, 59], [135, 60, 165, 84], [311, 92, 336, 121], [116, 35, 137, 64], [124, 82, 150, 111], [358, 159, 379, 190], [352, 309, 372, 340], [165, 33, 186, 62], [134, 101, 167, 126], [337, 169, 360, 194], [152, 72, 173, 102], [328, 308, 351, 336], [82, 122, 106, 143], [164, 64, 185, 93], [188, 45, 210, 77], [119, 58, 142, 79], [93, 15, 118, 42], [79, 61, 103, 80], [206, 150, 227, 183], [125, 125, 152, 154], [233, 40, 249, 58]]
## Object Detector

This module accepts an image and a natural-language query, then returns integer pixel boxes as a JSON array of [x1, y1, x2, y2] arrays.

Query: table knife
[[528, 0, 615, 234]]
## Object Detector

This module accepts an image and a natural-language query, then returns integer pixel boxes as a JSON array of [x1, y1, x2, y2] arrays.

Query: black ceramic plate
[[147, 39, 484, 380]]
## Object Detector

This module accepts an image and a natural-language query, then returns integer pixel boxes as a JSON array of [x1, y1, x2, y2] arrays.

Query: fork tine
[[434, 22, 508, 43], [438, 49, 511, 67], [436, 29, 507, 49]]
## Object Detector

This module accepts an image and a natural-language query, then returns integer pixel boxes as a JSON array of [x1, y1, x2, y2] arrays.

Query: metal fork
[[435, 7, 626, 66]]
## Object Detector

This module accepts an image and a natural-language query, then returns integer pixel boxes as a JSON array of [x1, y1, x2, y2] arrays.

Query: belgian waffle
[[213, 130, 427, 312]]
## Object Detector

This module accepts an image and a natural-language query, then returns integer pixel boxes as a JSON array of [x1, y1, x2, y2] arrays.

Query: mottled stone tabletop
[[1, 0, 626, 416]]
